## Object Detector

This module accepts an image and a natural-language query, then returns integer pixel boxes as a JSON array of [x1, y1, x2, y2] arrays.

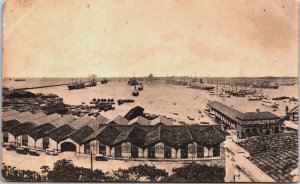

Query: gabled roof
[[32, 113, 62, 126], [10, 122, 36, 137], [47, 124, 76, 142], [128, 116, 151, 125], [111, 126, 134, 146], [90, 116, 110, 128], [29, 123, 56, 140], [160, 126, 193, 149], [95, 125, 121, 146], [81, 125, 108, 144], [69, 116, 93, 129], [50, 114, 75, 127], [188, 126, 226, 147], [2, 109, 19, 117], [110, 115, 129, 125], [69, 125, 95, 144], [238, 112, 280, 121], [207, 101, 243, 122], [2, 111, 32, 122], [16, 112, 47, 124], [150, 116, 173, 125]]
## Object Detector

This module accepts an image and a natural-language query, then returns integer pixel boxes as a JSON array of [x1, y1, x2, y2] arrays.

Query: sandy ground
[[2, 149, 184, 174]]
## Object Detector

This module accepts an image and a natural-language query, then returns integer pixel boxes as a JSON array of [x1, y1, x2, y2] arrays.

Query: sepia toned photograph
[[1, 0, 298, 182]]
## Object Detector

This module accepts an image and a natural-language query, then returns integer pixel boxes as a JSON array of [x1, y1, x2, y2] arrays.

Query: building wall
[[49, 138, 58, 150], [224, 139, 275, 182], [122, 142, 131, 158], [36, 139, 43, 150]]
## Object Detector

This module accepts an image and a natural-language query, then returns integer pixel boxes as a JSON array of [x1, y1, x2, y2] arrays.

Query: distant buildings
[[207, 101, 284, 139]]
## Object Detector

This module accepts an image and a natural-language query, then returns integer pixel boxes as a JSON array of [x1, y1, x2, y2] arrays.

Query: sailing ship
[[253, 81, 279, 89], [86, 75, 97, 87]]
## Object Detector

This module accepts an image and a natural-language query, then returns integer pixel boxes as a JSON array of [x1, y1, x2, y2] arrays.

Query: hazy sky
[[3, 0, 298, 78]]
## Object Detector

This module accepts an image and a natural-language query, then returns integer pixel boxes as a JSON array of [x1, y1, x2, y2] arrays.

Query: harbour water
[[3, 78, 298, 124]]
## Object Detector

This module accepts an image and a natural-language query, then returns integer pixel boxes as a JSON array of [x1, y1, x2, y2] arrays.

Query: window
[[84, 143, 90, 154], [213, 144, 220, 157], [43, 136, 49, 149], [22, 134, 28, 146]]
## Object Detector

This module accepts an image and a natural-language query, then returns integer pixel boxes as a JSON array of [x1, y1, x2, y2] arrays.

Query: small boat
[[14, 78, 26, 82], [128, 77, 139, 86], [208, 112, 216, 118], [204, 108, 210, 114], [132, 90, 139, 97], [173, 112, 179, 115], [261, 99, 279, 108], [86, 75, 97, 87], [138, 82, 143, 91]]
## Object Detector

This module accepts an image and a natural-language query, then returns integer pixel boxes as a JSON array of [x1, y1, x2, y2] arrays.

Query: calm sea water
[[3, 78, 298, 124]]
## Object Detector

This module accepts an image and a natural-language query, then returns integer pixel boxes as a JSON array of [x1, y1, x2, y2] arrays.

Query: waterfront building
[[127, 116, 151, 125], [2, 112, 46, 144], [150, 115, 173, 125], [28, 115, 76, 150], [207, 101, 284, 139], [225, 132, 298, 182]]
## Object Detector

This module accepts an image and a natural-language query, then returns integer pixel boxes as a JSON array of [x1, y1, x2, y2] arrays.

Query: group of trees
[[2, 159, 225, 182]]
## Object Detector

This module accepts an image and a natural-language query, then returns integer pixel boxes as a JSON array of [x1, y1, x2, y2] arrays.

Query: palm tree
[[40, 165, 50, 181]]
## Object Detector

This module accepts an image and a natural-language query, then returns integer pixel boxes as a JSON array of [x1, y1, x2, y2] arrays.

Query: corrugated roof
[[237, 132, 298, 182], [69, 116, 93, 129], [2, 109, 19, 117], [207, 101, 243, 123], [238, 112, 280, 121], [50, 114, 75, 127], [2, 111, 32, 122], [150, 116, 173, 125], [33, 113, 62, 126], [128, 116, 151, 125]]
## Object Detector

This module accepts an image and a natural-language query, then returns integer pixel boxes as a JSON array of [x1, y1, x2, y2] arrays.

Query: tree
[[40, 165, 50, 181], [48, 159, 79, 182], [166, 163, 225, 182], [111, 164, 168, 182]]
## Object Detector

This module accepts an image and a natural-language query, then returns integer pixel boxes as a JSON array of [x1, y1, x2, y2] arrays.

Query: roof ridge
[[185, 125, 194, 142]]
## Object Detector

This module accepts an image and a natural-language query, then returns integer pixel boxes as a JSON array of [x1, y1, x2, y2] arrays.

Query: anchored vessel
[[253, 81, 279, 89], [86, 75, 97, 87], [14, 78, 26, 82], [68, 80, 86, 90], [261, 99, 279, 108]]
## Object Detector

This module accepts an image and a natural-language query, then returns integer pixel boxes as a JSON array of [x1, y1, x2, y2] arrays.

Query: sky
[[2, 0, 298, 78]]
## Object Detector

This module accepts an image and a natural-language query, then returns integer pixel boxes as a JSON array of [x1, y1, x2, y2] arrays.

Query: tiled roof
[[128, 116, 151, 125], [238, 112, 280, 121], [47, 124, 76, 142], [33, 113, 62, 126], [160, 126, 193, 149], [2, 109, 19, 117], [2, 111, 32, 122], [29, 123, 56, 140], [69, 125, 95, 144], [50, 115, 75, 127], [207, 101, 243, 123], [69, 116, 93, 129], [10, 122, 36, 137], [81, 125, 108, 144], [95, 125, 121, 146], [188, 126, 226, 147], [237, 132, 298, 182], [111, 126, 134, 146], [90, 116, 110, 128], [150, 116, 173, 125]]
